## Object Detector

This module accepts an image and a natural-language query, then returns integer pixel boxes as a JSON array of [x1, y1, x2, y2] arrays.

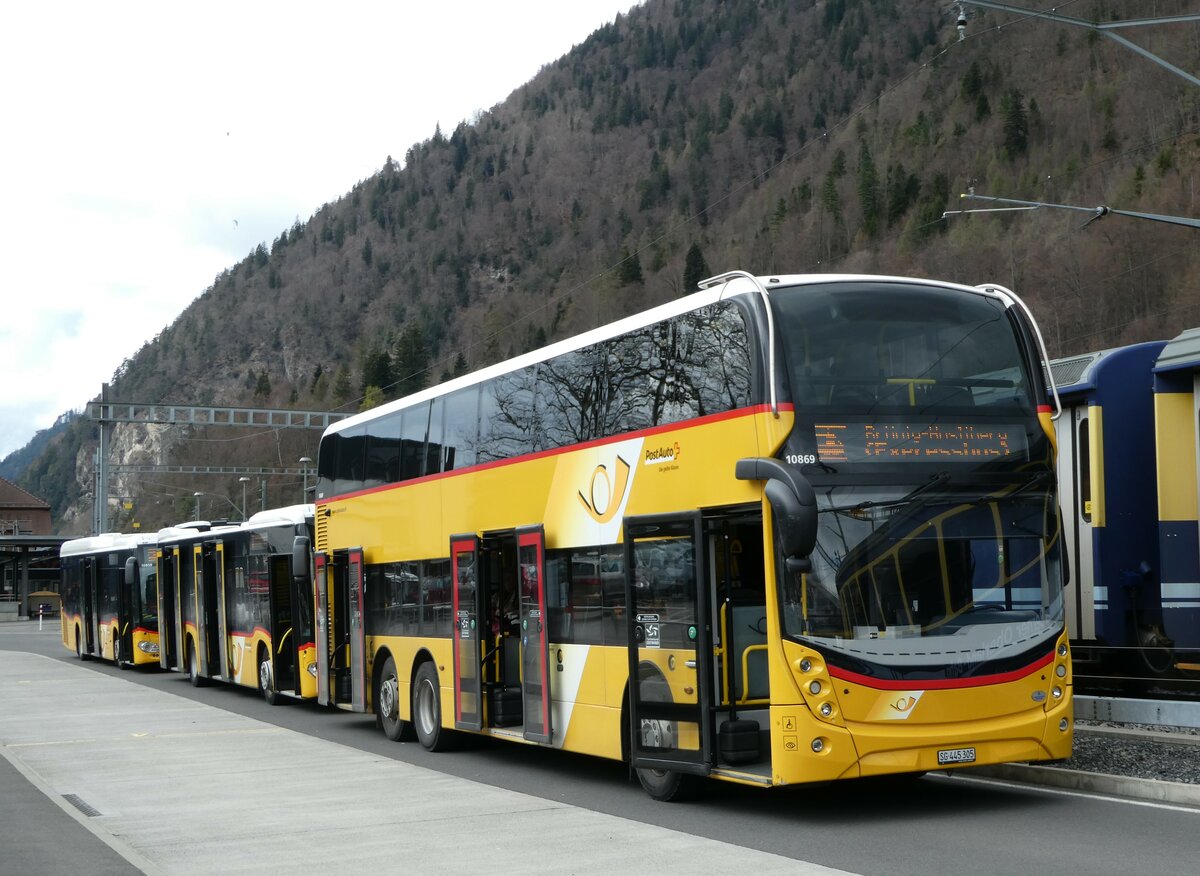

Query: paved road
[[3, 622, 1200, 875]]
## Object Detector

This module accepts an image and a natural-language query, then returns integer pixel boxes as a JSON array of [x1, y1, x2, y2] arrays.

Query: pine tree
[[682, 243, 710, 294]]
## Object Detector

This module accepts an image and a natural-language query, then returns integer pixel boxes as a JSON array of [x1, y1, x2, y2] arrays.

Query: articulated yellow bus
[[60, 532, 161, 668], [156, 506, 317, 703], [311, 271, 1072, 800]]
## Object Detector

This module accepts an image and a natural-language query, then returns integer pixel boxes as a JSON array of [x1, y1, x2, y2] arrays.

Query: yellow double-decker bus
[[156, 506, 317, 703], [60, 532, 160, 668], [310, 271, 1072, 800]]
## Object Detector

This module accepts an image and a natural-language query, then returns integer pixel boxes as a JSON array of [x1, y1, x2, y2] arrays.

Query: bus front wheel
[[187, 643, 208, 687], [75, 628, 89, 661], [376, 656, 414, 741], [636, 766, 701, 803], [412, 662, 457, 752], [258, 649, 280, 705], [115, 636, 127, 670]]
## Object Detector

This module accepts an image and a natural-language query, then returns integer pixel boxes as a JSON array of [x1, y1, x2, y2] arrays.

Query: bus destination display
[[813, 421, 1025, 463]]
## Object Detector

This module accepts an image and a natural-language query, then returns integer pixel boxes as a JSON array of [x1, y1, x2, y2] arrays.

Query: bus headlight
[[820, 702, 833, 717], [1056, 664, 1067, 677], [809, 680, 822, 695], [1057, 643, 1068, 657], [307, 663, 318, 677], [137, 642, 159, 655], [1051, 686, 1063, 700], [1060, 718, 1070, 732]]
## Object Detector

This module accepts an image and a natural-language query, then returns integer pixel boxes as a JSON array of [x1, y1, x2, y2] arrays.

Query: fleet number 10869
[[785, 454, 818, 465]]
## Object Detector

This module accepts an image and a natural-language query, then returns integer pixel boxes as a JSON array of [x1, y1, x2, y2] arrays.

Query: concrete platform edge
[[0, 739, 164, 875]]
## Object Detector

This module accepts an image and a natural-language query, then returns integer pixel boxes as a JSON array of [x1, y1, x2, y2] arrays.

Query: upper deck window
[[774, 282, 1035, 416]]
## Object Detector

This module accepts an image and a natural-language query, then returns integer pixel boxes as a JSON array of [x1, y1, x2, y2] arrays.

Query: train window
[[1078, 417, 1091, 523]]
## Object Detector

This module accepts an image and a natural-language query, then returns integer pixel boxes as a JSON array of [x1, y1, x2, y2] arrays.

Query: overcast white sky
[[0, 0, 639, 460]]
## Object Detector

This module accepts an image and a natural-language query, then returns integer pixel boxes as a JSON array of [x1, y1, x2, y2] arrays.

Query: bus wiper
[[822, 471, 951, 514]]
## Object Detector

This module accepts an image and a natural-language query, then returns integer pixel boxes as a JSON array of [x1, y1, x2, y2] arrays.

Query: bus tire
[[376, 655, 414, 742], [75, 628, 89, 661], [412, 662, 457, 752], [258, 649, 280, 705], [187, 642, 208, 687], [115, 637, 128, 670], [636, 766, 702, 803]]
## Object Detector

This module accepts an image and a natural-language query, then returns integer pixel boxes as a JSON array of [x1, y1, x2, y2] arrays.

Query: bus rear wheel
[[115, 637, 128, 670], [635, 767, 701, 803], [376, 656, 414, 741], [75, 628, 89, 661], [258, 650, 280, 705], [412, 662, 457, 752]]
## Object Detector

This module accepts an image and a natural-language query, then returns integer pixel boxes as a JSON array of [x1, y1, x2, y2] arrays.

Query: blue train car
[[1050, 341, 1168, 670], [1153, 328, 1200, 669]]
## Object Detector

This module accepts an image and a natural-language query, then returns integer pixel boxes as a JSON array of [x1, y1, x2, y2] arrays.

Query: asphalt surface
[[0, 643, 846, 876], [4, 620, 1200, 875]]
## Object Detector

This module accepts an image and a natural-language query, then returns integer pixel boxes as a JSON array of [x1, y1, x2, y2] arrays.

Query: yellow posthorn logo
[[867, 689, 925, 721], [578, 455, 632, 523]]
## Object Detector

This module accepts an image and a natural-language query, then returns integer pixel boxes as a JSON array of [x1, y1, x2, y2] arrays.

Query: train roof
[[1154, 326, 1200, 374], [60, 531, 158, 558], [1049, 341, 1167, 395]]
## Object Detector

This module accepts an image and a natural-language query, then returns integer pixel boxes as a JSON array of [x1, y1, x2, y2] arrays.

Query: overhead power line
[[943, 191, 1200, 229]]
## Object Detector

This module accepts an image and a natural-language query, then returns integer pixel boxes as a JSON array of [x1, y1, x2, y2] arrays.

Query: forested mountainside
[[17, 0, 1200, 533]]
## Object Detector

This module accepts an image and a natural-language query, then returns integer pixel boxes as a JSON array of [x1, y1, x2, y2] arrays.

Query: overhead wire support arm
[[956, 1, 1200, 88], [944, 192, 1200, 229]]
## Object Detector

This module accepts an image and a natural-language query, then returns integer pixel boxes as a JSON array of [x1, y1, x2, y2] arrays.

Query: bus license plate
[[937, 747, 977, 765]]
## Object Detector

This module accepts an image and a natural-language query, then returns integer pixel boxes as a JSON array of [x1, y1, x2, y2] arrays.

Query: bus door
[[117, 553, 131, 665], [213, 541, 231, 680], [157, 548, 180, 671], [82, 557, 97, 656], [516, 525, 552, 744], [315, 551, 331, 705], [624, 512, 713, 777], [319, 547, 367, 710], [451, 534, 483, 731], [268, 554, 298, 694]]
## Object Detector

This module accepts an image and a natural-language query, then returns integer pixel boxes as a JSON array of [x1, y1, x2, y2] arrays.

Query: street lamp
[[239, 477, 251, 521], [299, 457, 313, 502], [193, 492, 203, 520]]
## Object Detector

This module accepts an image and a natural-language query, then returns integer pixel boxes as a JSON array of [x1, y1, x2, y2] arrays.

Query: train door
[[1057, 404, 1096, 640], [517, 525, 552, 744], [623, 512, 713, 778], [451, 534, 483, 731], [317, 547, 366, 710]]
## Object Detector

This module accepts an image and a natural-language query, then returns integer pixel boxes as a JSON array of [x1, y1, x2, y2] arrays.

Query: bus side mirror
[[292, 536, 312, 585], [124, 556, 138, 587], [736, 457, 817, 573]]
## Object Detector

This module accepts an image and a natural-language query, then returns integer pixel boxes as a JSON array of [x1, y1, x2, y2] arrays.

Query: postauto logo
[[577, 454, 632, 524]]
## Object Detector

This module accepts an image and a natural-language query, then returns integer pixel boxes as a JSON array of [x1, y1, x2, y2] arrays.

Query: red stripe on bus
[[1037, 405, 1052, 414], [827, 650, 1054, 690], [321, 403, 793, 502]]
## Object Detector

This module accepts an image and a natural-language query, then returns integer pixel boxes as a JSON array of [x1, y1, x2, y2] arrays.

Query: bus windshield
[[770, 278, 1062, 674], [780, 478, 1064, 672]]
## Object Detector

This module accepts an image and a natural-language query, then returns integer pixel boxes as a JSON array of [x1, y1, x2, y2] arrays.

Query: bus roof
[[325, 272, 1007, 438], [60, 531, 159, 558], [244, 504, 312, 531]]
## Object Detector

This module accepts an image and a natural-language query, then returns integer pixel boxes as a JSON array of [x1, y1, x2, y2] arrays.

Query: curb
[[964, 762, 1200, 807]]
